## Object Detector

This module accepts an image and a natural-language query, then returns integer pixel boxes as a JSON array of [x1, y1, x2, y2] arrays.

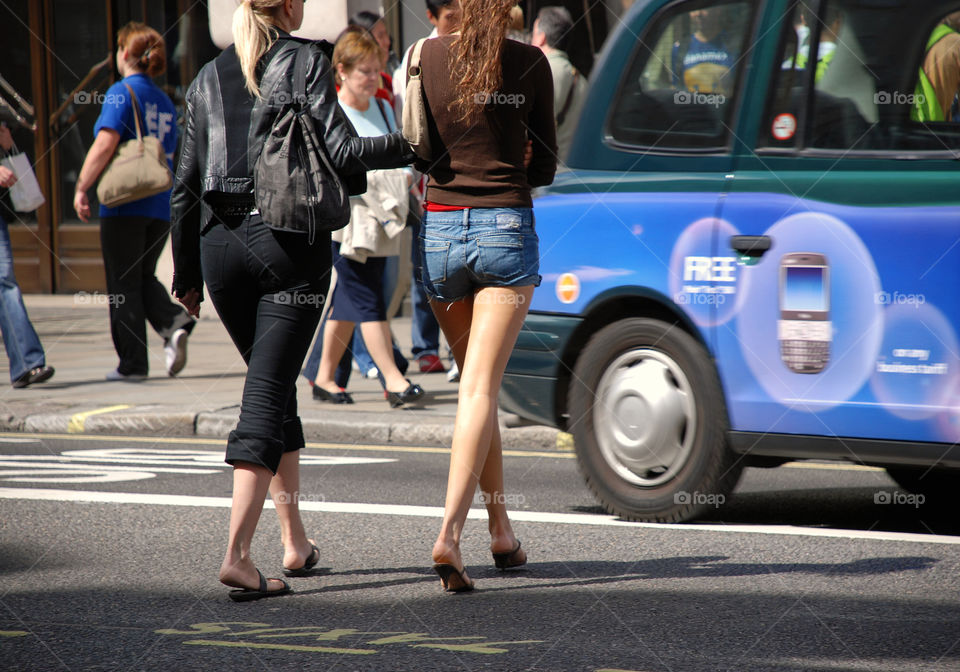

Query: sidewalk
[[0, 293, 563, 451]]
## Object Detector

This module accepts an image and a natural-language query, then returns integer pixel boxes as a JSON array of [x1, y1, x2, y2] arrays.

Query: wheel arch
[[554, 286, 712, 431]]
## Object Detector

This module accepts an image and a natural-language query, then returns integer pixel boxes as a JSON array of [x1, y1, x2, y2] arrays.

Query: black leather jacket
[[171, 35, 414, 297]]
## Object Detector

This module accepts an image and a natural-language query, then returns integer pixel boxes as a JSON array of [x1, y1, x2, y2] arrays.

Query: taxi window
[[608, 0, 755, 151], [761, 1, 960, 155]]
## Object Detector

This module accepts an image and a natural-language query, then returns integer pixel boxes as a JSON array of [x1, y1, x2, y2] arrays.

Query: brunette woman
[[416, 0, 557, 590], [170, 0, 413, 601]]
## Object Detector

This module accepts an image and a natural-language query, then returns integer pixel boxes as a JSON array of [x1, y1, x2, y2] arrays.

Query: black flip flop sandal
[[492, 540, 526, 570], [228, 570, 292, 602], [283, 543, 321, 577], [432, 563, 475, 592]]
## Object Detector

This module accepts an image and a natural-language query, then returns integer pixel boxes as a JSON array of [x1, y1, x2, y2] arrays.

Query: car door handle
[[730, 235, 771, 259]]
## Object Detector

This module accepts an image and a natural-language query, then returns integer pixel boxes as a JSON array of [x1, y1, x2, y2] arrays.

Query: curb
[[0, 405, 570, 452]]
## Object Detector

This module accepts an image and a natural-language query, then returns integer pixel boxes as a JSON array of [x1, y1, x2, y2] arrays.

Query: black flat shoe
[[283, 543, 321, 577], [386, 380, 424, 408], [13, 365, 54, 389], [227, 570, 292, 602], [313, 386, 354, 404], [492, 540, 526, 570], [432, 563, 475, 592]]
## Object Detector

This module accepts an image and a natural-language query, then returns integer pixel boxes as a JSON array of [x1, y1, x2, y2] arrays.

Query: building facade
[[0, 0, 620, 293]]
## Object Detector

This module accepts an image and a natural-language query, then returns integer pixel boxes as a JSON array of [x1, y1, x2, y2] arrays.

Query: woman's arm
[[306, 47, 416, 175], [73, 129, 120, 222], [170, 82, 205, 309], [525, 51, 558, 188]]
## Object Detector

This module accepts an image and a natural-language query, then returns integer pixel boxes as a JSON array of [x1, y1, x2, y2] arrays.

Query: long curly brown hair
[[449, 0, 516, 123]]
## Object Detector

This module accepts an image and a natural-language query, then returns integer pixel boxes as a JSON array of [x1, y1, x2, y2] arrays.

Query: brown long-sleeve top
[[419, 35, 558, 208]]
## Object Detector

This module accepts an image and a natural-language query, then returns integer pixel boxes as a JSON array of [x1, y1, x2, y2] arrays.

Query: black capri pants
[[202, 212, 331, 473]]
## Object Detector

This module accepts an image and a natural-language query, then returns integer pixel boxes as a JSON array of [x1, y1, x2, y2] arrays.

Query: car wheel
[[886, 467, 960, 502], [569, 318, 742, 522]]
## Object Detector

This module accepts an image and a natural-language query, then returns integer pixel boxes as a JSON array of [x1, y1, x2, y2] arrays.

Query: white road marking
[[1, 487, 958, 545], [0, 449, 394, 484]]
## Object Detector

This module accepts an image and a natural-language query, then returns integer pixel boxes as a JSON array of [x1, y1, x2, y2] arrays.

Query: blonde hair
[[332, 29, 382, 86], [233, 0, 285, 98], [118, 22, 166, 77]]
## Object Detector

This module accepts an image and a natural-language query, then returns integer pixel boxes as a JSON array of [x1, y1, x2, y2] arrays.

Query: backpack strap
[[293, 42, 312, 106]]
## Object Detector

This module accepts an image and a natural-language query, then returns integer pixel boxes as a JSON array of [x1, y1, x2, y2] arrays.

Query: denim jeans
[[420, 207, 540, 302], [203, 213, 330, 474], [0, 213, 45, 382]]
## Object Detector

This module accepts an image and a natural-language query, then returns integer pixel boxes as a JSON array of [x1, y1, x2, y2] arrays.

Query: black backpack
[[254, 42, 349, 242]]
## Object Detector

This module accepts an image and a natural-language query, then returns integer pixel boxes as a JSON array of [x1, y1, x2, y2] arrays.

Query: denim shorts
[[419, 207, 541, 302]]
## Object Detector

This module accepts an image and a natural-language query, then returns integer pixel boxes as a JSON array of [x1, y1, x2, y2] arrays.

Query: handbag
[[0, 143, 45, 212], [401, 38, 432, 162], [96, 83, 173, 208], [254, 42, 350, 242]]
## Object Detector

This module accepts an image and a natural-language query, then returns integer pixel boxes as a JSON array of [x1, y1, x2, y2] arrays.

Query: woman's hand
[[73, 190, 92, 222], [0, 124, 14, 152], [176, 288, 202, 317], [0, 166, 17, 189], [523, 140, 533, 169]]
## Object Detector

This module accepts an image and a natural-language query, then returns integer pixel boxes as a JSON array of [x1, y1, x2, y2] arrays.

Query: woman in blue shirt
[[73, 22, 195, 381]]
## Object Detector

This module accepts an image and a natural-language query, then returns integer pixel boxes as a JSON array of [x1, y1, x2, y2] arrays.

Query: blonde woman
[[417, 0, 557, 590], [171, 0, 413, 601], [313, 30, 424, 409]]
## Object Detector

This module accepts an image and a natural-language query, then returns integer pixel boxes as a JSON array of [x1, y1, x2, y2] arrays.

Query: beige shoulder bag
[[402, 38, 432, 162], [96, 83, 173, 208]]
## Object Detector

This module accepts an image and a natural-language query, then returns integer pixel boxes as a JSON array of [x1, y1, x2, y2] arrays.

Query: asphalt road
[[1, 434, 959, 671]]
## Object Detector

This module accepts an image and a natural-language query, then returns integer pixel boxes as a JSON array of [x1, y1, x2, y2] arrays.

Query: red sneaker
[[418, 354, 446, 374]]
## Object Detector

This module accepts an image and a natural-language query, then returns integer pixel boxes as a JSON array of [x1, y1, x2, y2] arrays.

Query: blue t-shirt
[[671, 34, 736, 94], [93, 73, 177, 220], [340, 97, 396, 138]]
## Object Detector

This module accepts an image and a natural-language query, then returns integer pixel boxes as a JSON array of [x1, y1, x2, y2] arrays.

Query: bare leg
[[315, 319, 354, 393], [432, 297, 520, 556], [218, 462, 287, 592], [359, 320, 410, 392], [268, 449, 317, 571], [430, 286, 534, 573]]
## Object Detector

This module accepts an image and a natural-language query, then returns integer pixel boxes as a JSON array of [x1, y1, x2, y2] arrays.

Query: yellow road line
[[66, 406, 131, 434], [0, 631, 29, 638], [183, 639, 375, 655]]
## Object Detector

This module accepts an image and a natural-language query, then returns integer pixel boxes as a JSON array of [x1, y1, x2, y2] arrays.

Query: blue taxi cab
[[501, 0, 960, 522]]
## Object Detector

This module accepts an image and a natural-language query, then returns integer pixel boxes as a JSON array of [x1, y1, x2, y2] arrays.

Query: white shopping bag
[[1, 148, 45, 212]]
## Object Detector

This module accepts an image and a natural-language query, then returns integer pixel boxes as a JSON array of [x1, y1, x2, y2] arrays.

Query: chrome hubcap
[[593, 348, 696, 487]]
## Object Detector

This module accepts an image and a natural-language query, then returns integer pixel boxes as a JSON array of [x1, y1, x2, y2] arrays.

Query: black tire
[[886, 467, 960, 502], [569, 318, 742, 522]]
